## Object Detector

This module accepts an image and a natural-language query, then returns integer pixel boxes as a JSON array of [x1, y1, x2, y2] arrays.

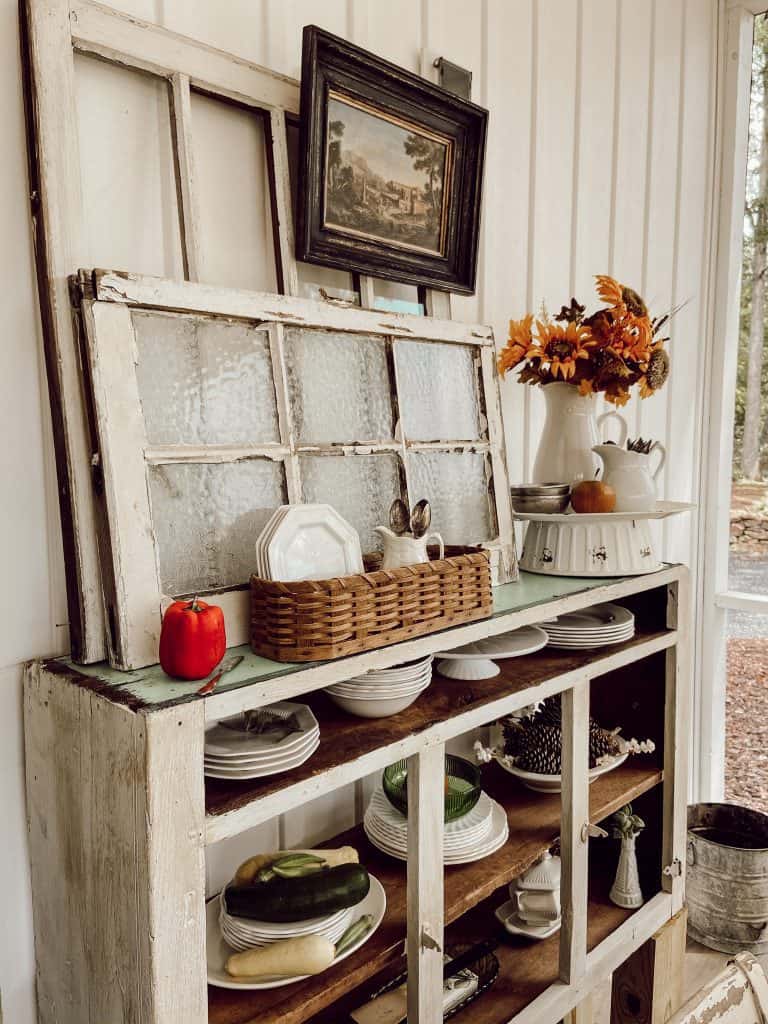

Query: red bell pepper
[[159, 596, 226, 680]]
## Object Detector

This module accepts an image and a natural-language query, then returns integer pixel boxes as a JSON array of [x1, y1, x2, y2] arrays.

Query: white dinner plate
[[207, 875, 386, 990], [204, 738, 319, 779], [255, 505, 291, 578], [366, 789, 493, 839], [203, 728, 319, 766], [205, 703, 319, 758], [220, 908, 352, 951], [545, 604, 634, 631], [545, 636, 634, 650], [219, 892, 351, 937], [364, 813, 492, 855], [266, 504, 363, 582]]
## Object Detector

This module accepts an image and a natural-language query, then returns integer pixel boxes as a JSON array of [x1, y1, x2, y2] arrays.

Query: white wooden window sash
[[27, 0, 439, 662], [80, 271, 515, 669]]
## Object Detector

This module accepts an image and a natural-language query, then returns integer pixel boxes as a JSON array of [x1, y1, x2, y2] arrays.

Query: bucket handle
[[687, 839, 696, 867]]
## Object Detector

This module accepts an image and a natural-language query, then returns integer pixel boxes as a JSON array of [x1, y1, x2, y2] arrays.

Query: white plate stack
[[219, 892, 353, 952], [325, 656, 433, 719], [256, 504, 364, 581], [542, 602, 635, 650], [364, 788, 509, 864], [204, 702, 320, 780]]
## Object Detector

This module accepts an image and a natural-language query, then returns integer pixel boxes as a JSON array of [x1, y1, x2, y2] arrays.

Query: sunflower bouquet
[[497, 275, 671, 407]]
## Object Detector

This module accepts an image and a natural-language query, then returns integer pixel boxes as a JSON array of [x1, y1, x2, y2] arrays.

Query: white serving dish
[[265, 504, 363, 581], [516, 501, 693, 577], [327, 685, 429, 718], [494, 751, 628, 793], [494, 899, 561, 939], [206, 876, 386, 990]]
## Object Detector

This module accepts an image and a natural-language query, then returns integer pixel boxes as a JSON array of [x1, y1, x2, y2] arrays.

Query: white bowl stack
[[218, 892, 353, 952], [325, 656, 433, 718], [364, 788, 509, 865]]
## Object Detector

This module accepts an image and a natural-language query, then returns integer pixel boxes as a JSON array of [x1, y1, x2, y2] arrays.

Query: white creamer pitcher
[[592, 442, 666, 513], [374, 526, 445, 569]]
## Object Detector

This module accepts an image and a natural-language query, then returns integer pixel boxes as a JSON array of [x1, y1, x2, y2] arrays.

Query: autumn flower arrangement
[[497, 275, 672, 407]]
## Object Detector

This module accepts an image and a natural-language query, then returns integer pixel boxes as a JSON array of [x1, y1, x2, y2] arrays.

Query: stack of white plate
[[364, 787, 509, 864], [204, 702, 320, 780], [543, 602, 635, 650], [325, 656, 433, 719], [219, 892, 353, 952], [255, 504, 364, 582]]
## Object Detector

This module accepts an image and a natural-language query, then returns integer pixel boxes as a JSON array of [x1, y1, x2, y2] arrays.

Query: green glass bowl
[[382, 754, 482, 823]]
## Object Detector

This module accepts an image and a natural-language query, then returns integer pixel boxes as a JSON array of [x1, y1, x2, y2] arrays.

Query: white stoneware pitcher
[[532, 381, 628, 486], [593, 442, 666, 513], [374, 526, 444, 569]]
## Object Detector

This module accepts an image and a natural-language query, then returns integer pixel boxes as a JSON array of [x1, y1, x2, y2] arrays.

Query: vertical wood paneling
[[527, 0, 580, 472], [485, 0, 534, 485]]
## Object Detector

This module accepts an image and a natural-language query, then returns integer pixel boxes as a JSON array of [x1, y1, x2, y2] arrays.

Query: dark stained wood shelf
[[205, 628, 672, 823], [207, 759, 663, 1024]]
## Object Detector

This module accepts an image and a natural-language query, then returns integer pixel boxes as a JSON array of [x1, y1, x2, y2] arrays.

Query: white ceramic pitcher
[[593, 442, 666, 513], [374, 526, 444, 569]]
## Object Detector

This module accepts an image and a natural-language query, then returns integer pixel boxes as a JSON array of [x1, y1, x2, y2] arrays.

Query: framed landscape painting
[[297, 26, 488, 295]]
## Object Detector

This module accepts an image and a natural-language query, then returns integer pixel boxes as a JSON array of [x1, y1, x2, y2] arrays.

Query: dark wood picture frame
[[297, 25, 488, 295]]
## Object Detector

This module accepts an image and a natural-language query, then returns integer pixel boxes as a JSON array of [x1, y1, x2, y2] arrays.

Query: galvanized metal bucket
[[687, 803, 768, 954]]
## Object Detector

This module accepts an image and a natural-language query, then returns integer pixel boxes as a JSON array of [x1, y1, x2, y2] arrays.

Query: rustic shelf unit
[[24, 566, 689, 1024]]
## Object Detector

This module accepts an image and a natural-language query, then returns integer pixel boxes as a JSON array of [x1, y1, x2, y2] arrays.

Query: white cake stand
[[435, 625, 549, 680]]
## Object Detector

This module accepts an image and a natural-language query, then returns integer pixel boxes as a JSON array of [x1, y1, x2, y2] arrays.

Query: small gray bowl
[[510, 483, 571, 514]]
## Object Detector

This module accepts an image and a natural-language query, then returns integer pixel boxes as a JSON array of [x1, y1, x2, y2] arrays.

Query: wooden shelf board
[[204, 628, 672, 836], [206, 759, 662, 1024]]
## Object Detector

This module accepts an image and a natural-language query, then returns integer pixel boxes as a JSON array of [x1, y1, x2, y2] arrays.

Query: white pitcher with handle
[[592, 441, 666, 513], [374, 527, 444, 569]]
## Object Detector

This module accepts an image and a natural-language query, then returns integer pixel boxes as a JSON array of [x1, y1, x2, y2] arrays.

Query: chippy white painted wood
[[26, 571, 689, 1024], [406, 743, 445, 1024], [169, 72, 201, 281], [205, 630, 678, 844], [22, 0, 106, 662], [81, 301, 163, 668], [91, 269, 495, 345], [663, 572, 690, 913], [668, 952, 768, 1024], [559, 679, 590, 986]]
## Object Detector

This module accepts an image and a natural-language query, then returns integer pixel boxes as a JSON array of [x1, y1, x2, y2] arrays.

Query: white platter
[[207, 875, 386, 990], [203, 738, 319, 779], [513, 499, 694, 524], [266, 504, 363, 582], [255, 505, 290, 578], [435, 625, 548, 680], [494, 752, 628, 793], [205, 703, 319, 759]]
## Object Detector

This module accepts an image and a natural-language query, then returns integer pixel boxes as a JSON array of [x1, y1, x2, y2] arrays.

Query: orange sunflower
[[498, 314, 535, 378], [532, 319, 594, 380]]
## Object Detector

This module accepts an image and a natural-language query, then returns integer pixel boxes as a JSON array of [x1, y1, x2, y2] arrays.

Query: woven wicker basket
[[250, 546, 492, 662]]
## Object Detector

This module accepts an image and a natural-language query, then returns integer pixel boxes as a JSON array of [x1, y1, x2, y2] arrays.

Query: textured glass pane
[[299, 455, 401, 552], [132, 312, 279, 445], [285, 328, 393, 443], [148, 460, 286, 594], [395, 341, 482, 441], [408, 452, 493, 544]]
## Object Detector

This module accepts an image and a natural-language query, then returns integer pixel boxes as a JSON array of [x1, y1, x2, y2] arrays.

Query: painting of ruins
[[323, 92, 452, 256]]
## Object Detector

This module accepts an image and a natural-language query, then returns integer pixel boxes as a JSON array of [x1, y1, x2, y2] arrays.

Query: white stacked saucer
[[364, 788, 509, 864], [543, 602, 634, 650], [204, 702, 320, 780], [325, 656, 433, 718]]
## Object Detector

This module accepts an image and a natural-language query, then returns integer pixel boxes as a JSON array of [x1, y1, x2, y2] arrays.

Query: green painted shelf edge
[[45, 569, 675, 712]]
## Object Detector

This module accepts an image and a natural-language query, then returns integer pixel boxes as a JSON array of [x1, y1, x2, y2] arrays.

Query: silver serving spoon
[[389, 498, 410, 536], [410, 498, 431, 538]]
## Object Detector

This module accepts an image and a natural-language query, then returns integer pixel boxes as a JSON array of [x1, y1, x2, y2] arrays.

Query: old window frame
[[80, 269, 515, 669]]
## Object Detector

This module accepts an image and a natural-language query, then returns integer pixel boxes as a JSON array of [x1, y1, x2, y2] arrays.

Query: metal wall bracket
[[663, 858, 683, 878], [433, 57, 472, 100]]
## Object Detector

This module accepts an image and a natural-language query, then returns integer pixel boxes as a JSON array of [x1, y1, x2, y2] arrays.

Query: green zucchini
[[224, 863, 370, 923]]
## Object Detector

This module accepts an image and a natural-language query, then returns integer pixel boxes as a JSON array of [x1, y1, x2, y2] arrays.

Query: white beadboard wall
[[0, 1, 718, 1020]]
